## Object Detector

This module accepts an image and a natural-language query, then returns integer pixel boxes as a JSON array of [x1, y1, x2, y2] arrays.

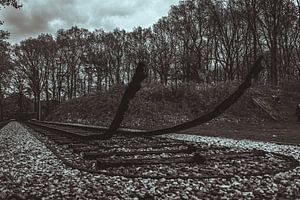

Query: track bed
[[24, 121, 300, 180]]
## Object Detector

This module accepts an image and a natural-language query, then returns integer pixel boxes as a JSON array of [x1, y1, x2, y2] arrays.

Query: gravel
[[0, 122, 299, 199]]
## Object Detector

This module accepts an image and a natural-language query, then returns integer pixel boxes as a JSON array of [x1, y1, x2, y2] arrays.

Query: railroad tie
[[96, 154, 206, 169], [83, 146, 197, 160]]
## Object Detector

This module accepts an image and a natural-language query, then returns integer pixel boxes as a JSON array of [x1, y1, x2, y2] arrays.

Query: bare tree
[[14, 38, 45, 119], [56, 26, 89, 99]]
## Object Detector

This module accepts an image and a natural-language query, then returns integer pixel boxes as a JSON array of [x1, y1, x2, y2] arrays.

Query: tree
[[57, 26, 89, 99], [14, 38, 45, 119], [124, 27, 151, 83], [0, 41, 12, 120], [82, 29, 109, 92], [103, 29, 126, 85], [258, 0, 285, 85], [36, 34, 58, 115], [0, 0, 21, 120], [10, 65, 26, 113], [170, 0, 215, 83], [150, 17, 174, 85]]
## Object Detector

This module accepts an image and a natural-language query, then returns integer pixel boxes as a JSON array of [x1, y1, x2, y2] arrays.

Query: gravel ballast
[[0, 121, 299, 199]]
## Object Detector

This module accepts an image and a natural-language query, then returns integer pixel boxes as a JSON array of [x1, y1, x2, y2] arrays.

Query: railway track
[[24, 120, 300, 180], [29, 119, 146, 134], [30, 120, 300, 147]]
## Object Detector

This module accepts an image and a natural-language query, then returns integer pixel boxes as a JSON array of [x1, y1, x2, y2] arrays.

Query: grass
[[47, 81, 296, 129]]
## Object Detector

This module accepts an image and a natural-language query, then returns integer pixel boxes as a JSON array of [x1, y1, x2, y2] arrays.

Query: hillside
[[46, 81, 300, 130]]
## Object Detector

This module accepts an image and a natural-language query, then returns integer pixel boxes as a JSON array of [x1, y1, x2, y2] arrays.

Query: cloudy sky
[[0, 0, 179, 44]]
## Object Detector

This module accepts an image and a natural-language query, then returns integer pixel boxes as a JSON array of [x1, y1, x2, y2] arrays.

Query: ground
[[182, 121, 300, 145]]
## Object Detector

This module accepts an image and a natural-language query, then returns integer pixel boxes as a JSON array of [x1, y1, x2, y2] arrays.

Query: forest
[[0, 0, 300, 120]]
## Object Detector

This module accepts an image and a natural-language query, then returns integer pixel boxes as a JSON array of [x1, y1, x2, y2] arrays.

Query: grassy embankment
[[46, 81, 300, 130]]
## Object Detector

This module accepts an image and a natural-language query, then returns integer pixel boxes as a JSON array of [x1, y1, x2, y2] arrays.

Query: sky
[[0, 0, 179, 44]]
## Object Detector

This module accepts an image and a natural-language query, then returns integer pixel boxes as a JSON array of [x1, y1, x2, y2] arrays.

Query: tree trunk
[[19, 90, 23, 113], [38, 93, 42, 121], [0, 83, 3, 121], [270, 39, 279, 85]]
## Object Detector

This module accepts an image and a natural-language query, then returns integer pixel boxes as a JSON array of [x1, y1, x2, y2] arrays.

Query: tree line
[[1, 0, 300, 120]]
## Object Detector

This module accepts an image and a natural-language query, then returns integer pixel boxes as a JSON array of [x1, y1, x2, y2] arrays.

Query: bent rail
[[33, 57, 263, 137], [128, 56, 264, 136]]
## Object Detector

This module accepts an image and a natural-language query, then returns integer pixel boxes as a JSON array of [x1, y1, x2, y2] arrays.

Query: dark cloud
[[0, 0, 179, 43]]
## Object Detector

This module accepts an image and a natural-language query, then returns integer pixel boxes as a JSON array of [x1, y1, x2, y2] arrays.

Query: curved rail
[[32, 57, 263, 138], [130, 56, 263, 136]]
